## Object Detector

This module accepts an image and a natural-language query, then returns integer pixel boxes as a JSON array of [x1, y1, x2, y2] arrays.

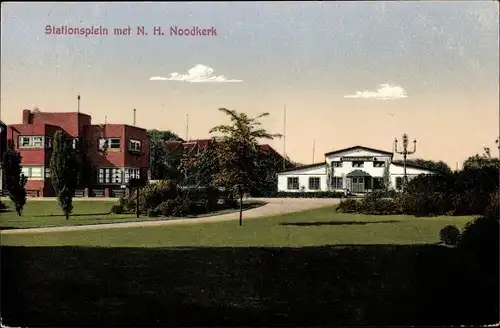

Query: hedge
[[257, 191, 344, 198]]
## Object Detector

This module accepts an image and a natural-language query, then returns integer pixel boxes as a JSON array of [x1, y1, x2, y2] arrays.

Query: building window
[[98, 168, 123, 184], [395, 177, 403, 190], [70, 138, 79, 150], [129, 139, 141, 152], [21, 166, 44, 179], [45, 168, 51, 178], [287, 177, 299, 190], [373, 161, 385, 168], [331, 161, 343, 168], [19, 136, 43, 148], [45, 137, 52, 148], [352, 161, 364, 168], [99, 138, 120, 150], [332, 177, 343, 189], [124, 168, 141, 184], [308, 177, 321, 190]]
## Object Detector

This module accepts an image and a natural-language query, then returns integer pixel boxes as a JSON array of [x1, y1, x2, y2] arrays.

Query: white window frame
[[45, 167, 51, 178], [98, 138, 120, 151], [331, 161, 343, 168], [352, 161, 364, 168], [124, 168, 141, 184], [129, 139, 141, 152], [98, 168, 123, 184], [332, 177, 343, 189], [287, 176, 299, 190], [308, 177, 321, 190], [18, 136, 44, 148], [373, 161, 385, 168], [21, 166, 44, 179]]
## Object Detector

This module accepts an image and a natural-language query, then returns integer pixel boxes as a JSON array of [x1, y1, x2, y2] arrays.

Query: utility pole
[[312, 139, 315, 164], [283, 104, 287, 170], [77, 94, 81, 113], [186, 114, 189, 141], [394, 133, 417, 189]]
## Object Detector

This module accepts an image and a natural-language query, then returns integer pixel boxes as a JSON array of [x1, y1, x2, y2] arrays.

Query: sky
[[1, 1, 499, 168]]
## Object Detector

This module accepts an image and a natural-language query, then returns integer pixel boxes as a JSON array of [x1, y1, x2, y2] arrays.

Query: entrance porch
[[345, 170, 383, 194]]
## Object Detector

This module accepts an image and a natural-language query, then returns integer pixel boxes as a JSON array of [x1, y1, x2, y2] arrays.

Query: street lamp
[[394, 133, 417, 189]]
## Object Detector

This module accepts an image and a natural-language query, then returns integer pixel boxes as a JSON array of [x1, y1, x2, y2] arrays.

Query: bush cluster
[[439, 225, 461, 246], [264, 191, 344, 198], [112, 181, 237, 218], [0, 199, 7, 212]]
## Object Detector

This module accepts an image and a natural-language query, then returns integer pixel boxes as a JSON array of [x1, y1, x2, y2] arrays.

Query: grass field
[[1, 205, 497, 326], [0, 199, 265, 230], [2, 205, 474, 247]]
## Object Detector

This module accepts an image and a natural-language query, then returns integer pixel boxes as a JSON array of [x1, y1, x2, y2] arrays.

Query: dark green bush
[[439, 225, 461, 246], [111, 204, 124, 214], [263, 191, 344, 198], [0, 200, 7, 212], [357, 193, 400, 215], [458, 215, 499, 258], [171, 197, 192, 217], [119, 196, 136, 213], [337, 198, 360, 213], [127, 180, 179, 212], [155, 200, 175, 217], [147, 208, 160, 217]]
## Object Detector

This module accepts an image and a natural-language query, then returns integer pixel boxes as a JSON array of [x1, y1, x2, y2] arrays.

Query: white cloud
[[344, 84, 408, 100], [149, 64, 243, 83]]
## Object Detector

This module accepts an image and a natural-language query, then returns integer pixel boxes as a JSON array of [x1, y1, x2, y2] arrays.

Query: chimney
[[133, 108, 136, 126], [22, 109, 32, 124]]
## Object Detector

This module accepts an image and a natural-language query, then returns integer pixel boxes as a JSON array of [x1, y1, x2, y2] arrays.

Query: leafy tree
[[209, 108, 281, 226], [180, 138, 219, 187], [148, 130, 183, 180], [382, 160, 392, 191], [2, 140, 27, 216], [50, 130, 78, 220]]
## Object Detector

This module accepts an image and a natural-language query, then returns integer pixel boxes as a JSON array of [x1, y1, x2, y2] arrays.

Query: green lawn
[[2, 206, 497, 326], [2, 205, 474, 247], [0, 199, 265, 230]]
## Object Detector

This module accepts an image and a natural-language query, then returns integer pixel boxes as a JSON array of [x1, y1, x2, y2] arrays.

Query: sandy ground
[[0, 198, 341, 235]]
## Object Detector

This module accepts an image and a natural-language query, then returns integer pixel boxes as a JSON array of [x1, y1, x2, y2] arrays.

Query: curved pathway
[[1, 198, 341, 235]]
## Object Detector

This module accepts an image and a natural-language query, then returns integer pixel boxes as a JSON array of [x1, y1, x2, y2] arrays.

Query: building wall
[[5, 110, 149, 196], [278, 147, 434, 193]]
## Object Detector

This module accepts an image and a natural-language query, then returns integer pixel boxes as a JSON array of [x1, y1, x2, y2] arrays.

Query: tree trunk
[[66, 213, 69, 220], [239, 187, 243, 226]]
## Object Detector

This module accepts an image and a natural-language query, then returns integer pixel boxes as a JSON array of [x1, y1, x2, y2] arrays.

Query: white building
[[277, 146, 434, 193]]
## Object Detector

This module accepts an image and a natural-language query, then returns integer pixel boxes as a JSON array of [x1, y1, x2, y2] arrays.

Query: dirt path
[[1, 198, 340, 235]]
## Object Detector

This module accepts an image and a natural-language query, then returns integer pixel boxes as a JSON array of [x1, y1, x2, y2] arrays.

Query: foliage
[[2, 142, 27, 216], [0, 199, 7, 212], [180, 139, 220, 187], [50, 130, 79, 220], [209, 108, 281, 225], [129, 180, 179, 213], [382, 161, 392, 191], [147, 208, 160, 217], [264, 191, 344, 198], [337, 198, 360, 213], [148, 129, 184, 181], [439, 225, 461, 246], [155, 200, 176, 216], [111, 204, 124, 214], [458, 215, 499, 270], [358, 194, 400, 215]]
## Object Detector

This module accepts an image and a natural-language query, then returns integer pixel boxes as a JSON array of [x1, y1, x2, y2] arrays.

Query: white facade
[[277, 146, 434, 193]]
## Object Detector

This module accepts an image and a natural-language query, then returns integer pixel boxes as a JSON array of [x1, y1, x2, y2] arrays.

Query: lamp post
[[496, 137, 499, 159], [394, 133, 417, 189]]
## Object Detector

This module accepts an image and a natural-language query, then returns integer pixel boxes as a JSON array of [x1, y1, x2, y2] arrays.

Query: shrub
[[119, 196, 136, 213], [337, 198, 360, 213], [264, 191, 344, 198], [439, 225, 461, 246], [147, 208, 160, 217], [485, 191, 500, 219], [155, 200, 174, 216], [0, 200, 7, 212], [111, 204, 124, 214], [396, 191, 451, 216], [171, 197, 192, 217], [128, 180, 179, 212]]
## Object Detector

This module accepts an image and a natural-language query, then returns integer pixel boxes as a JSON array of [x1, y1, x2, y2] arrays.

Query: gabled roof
[[325, 145, 393, 157], [278, 162, 326, 173], [391, 161, 438, 173], [346, 169, 372, 177]]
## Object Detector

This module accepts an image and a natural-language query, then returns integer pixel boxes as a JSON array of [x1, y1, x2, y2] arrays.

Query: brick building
[[5, 109, 148, 197]]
